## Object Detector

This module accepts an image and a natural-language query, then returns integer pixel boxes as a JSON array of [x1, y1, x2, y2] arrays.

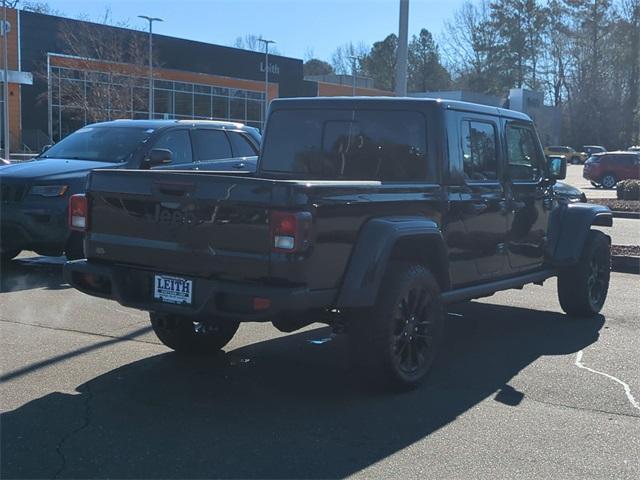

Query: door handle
[[470, 202, 488, 214]]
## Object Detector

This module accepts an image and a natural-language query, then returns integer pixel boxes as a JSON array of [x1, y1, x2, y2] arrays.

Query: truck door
[[502, 121, 550, 271], [456, 117, 509, 280]]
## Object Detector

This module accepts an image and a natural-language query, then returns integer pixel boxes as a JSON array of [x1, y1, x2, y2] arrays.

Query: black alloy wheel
[[392, 286, 438, 377], [349, 263, 444, 390]]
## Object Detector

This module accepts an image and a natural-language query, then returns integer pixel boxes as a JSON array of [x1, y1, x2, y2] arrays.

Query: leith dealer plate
[[153, 274, 193, 305]]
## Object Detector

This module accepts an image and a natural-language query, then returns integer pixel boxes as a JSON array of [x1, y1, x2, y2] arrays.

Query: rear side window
[[228, 131, 258, 157], [506, 124, 544, 180], [261, 109, 427, 181], [191, 129, 232, 161], [461, 120, 498, 181], [152, 129, 192, 164]]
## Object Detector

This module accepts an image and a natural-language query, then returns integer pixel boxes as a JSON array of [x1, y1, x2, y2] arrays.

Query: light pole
[[2, 0, 11, 157], [258, 38, 275, 130], [348, 55, 358, 96], [395, 0, 409, 97], [138, 15, 163, 119]]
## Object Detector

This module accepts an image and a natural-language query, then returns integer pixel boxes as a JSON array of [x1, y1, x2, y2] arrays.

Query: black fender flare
[[336, 216, 449, 308], [546, 203, 612, 266]]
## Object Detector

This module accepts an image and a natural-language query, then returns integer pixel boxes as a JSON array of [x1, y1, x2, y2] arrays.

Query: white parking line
[[575, 350, 640, 412]]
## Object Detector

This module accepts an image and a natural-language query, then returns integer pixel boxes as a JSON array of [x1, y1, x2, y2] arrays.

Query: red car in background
[[583, 151, 640, 188]]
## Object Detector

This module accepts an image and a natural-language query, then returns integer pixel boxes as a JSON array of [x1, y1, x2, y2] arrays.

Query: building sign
[[260, 62, 280, 76]]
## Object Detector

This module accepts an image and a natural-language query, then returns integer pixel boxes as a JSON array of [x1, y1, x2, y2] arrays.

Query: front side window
[[152, 129, 193, 164], [506, 124, 544, 180], [261, 109, 427, 181], [461, 120, 498, 181]]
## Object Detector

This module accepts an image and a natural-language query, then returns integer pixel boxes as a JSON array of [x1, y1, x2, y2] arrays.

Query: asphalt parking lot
[[1, 254, 639, 479]]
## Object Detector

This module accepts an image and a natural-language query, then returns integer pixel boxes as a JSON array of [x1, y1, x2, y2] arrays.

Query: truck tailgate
[[85, 170, 273, 280]]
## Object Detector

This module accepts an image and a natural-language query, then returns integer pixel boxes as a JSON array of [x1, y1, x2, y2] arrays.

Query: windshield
[[260, 109, 427, 181], [40, 126, 154, 162]]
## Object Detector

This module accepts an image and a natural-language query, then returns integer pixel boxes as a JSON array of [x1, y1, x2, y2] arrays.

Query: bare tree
[[50, 20, 152, 123], [330, 42, 369, 75], [21, 0, 62, 15], [232, 34, 281, 54]]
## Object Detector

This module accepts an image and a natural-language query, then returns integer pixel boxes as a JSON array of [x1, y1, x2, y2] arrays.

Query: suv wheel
[[557, 230, 610, 317], [571, 156, 581, 165], [348, 263, 444, 390], [0, 248, 21, 263], [150, 313, 239, 353], [600, 173, 617, 189]]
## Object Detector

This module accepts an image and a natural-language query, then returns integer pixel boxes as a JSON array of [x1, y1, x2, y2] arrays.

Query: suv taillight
[[270, 210, 312, 252], [69, 194, 88, 231]]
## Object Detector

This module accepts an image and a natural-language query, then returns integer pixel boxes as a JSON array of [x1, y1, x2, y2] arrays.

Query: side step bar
[[441, 269, 556, 305]]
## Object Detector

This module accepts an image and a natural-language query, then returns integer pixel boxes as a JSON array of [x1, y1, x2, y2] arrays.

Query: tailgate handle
[[153, 181, 196, 197]]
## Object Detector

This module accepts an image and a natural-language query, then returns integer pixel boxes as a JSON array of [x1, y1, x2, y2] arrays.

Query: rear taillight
[[270, 210, 312, 253], [69, 194, 88, 231]]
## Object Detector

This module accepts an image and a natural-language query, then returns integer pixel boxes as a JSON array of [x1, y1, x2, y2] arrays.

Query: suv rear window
[[260, 109, 427, 181]]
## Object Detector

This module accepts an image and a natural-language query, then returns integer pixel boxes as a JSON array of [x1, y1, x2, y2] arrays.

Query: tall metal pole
[[259, 38, 275, 130], [2, 0, 10, 158], [348, 55, 358, 96], [138, 15, 163, 119], [395, 0, 409, 97]]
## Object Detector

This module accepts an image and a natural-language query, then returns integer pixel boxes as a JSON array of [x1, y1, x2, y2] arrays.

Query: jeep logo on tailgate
[[154, 204, 202, 226]]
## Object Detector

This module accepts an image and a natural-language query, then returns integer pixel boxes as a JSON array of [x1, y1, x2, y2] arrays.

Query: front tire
[[150, 313, 239, 353], [557, 230, 611, 317], [348, 263, 444, 391]]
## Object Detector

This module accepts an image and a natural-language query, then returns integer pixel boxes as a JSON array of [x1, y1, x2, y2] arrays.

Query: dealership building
[[1, 7, 389, 154]]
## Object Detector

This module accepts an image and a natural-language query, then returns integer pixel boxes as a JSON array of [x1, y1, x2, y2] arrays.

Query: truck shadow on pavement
[[1, 303, 605, 479], [0, 256, 69, 293]]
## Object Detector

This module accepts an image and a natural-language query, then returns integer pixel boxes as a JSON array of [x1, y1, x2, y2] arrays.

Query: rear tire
[[557, 230, 610, 317], [600, 173, 617, 189], [348, 263, 444, 391], [150, 313, 239, 353], [0, 248, 21, 263]]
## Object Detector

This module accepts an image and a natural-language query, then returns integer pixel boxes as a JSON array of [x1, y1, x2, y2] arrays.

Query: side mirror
[[547, 155, 567, 180], [41, 144, 52, 154], [141, 148, 172, 169]]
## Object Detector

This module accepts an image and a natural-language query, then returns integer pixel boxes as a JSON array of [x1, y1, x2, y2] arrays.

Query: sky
[[39, 0, 467, 61]]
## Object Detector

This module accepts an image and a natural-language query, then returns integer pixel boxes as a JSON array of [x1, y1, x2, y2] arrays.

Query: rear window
[[260, 109, 428, 181]]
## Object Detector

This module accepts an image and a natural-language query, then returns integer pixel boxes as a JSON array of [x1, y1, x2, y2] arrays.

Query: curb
[[612, 211, 640, 219], [611, 255, 640, 274]]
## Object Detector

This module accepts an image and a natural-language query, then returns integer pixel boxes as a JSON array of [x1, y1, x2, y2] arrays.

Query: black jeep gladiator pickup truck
[[64, 97, 613, 390]]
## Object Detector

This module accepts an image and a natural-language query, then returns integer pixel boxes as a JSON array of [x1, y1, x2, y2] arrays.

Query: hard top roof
[[270, 96, 532, 122]]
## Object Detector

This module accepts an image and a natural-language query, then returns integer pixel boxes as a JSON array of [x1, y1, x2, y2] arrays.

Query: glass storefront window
[[49, 65, 267, 141], [174, 91, 193, 116], [194, 94, 211, 118]]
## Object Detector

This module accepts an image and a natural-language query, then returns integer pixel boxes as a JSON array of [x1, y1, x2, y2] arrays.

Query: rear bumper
[[63, 260, 337, 321]]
